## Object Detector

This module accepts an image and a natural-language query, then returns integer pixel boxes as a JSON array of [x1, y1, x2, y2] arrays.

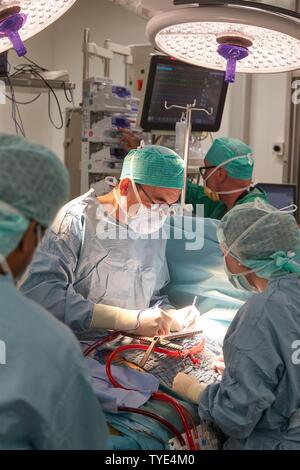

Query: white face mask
[[128, 203, 169, 235], [115, 155, 171, 235], [114, 187, 169, 235]]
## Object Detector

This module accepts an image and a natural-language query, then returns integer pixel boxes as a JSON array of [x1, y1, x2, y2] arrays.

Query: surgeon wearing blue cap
[[21, 145, 200, 336], [0, 134, 107, 449], [186, 137, 269, 218]]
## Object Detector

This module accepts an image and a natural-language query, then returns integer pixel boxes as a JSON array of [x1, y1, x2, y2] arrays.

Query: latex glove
[[91, 304, 172, 336], [172, 372, 207, 403], [168, 305, 201, 332], [212, 355, 225, 374], [135, 307, 173, 336]]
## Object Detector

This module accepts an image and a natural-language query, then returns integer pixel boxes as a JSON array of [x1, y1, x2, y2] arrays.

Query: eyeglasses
[[199, 166, 216, 178], [138, 185, 172, 207]]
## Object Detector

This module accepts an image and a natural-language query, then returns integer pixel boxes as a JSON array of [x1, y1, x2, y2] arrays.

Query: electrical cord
[[5, 72, 26, 137], [7, 55, 75, 131], [4, 92, 41, 105]]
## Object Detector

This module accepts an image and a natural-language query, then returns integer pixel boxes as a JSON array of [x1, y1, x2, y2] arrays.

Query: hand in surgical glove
[[91, 303, 172, 336], [135, 307, 172, 336], [172, 372, 207, 403], [212, 355, 225, 374], [168, 305, 200, 332]]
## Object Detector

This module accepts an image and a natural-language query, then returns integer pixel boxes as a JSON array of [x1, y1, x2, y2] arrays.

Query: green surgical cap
[[0, 134, 69, 257], [206, 137, 254, 180], [217, 200, 300, 280], [121, 145, 184, 189]]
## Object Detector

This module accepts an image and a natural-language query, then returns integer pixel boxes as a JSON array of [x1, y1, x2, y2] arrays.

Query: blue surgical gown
[[20, 190, 171, 332], [199, 275, 300, 450], [0, 275, 107, 449]]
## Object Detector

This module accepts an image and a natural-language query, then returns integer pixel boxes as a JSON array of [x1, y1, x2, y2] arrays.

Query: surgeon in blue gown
[[20, 145, 198, 336], [173, 200, 300, 450], [0, 134, 107, 449]]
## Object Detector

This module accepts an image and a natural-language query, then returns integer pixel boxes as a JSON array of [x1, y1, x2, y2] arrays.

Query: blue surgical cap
[[217, 200, 300, 280], [0, 134, 69, 257], [121, 145, 184, 189], [206, 137, 254, 180]]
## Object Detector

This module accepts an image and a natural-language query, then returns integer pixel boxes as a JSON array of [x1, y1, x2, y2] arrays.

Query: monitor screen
[[139, 55, 228, 132], [258, 183, 297, 211]]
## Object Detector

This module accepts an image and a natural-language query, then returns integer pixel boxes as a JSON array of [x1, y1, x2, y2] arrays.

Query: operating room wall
[[0, 0, 295, 186], [0, 27, 56, 149], [49, 0, 151, 160], [50, 0, 234, 162]]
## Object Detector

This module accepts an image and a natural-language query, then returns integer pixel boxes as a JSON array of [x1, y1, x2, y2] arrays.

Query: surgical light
[[146, 1, 300, 82], [0, 0, 77, 57]]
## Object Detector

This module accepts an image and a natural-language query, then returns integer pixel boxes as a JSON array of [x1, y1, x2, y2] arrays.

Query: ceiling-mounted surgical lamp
[[0, 0, 77, 57], [146, 0, 300, 82]]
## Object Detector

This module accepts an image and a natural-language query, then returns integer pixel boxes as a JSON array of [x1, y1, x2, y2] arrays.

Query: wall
[[250, 73, 290, 183], [0, 0, 296, 185], [0, 0, 149, 158], [0, 26, 56, 149]]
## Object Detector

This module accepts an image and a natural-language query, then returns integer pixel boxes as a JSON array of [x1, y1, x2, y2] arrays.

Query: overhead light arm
[[173, 0, 300, 21]]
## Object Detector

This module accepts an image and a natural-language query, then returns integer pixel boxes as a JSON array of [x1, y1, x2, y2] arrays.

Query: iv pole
[[164, 100, 213, 209]]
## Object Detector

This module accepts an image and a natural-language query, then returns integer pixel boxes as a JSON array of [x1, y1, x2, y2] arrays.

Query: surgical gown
[[186, 182, 268, 219], [20, 189, 171, 332], [199, 275, 300, 450], [0, 275, 107, 449]]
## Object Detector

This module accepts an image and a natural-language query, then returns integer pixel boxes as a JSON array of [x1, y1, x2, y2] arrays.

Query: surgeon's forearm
[[91, 304, 139, 330]]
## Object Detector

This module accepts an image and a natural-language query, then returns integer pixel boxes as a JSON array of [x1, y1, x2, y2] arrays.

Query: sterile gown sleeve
[[199, 299, 282, 442], [20, 213, 94, 332], [43, 347, 108, 450]]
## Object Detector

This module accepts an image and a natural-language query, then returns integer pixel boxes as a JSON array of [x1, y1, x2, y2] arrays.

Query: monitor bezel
[[258, 182, 298, 218], [139, 54, 229, 133]]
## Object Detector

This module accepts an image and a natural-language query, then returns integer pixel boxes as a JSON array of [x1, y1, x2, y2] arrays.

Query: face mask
[[114, 188, 169, 235], [115, 155, 170, 235], [203, 154, 254, 200], [128, 204, 169, 235], [203, 181, 220, 202], [224, 258, 259, 293]]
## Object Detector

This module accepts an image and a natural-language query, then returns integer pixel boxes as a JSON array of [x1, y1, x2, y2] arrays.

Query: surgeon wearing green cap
[[21, 145, 198, 335], [186, 137, 269, 219], [0, 134, 107, 449]]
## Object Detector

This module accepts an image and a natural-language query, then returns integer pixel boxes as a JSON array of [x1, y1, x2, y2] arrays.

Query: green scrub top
[[186, 181, 269, 220]]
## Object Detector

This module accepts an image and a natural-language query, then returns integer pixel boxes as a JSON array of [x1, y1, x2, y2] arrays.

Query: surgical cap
[[217, 199, 300, 280], [0, 134, 69, 257], [121, 145, 184, 189], [206, 137, 254, 180]]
